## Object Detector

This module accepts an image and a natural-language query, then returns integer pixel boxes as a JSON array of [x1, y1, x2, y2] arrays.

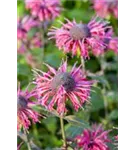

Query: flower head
[[25, 0, 61, 21], [17, 32, 43, 54], [76, 124, 111, 150], [93, 0, 118, 18], [17, 84, 40, 131], [17, 15, 39, 39], [17, 16, 41, 54], [33, 60, 94, 115], [103, 28, 118, 54], [48, 17, 112, 58]]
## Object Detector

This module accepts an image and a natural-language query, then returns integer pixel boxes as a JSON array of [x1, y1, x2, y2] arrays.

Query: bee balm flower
[[93, 0, 118, 19], [33, 61, 94, 115], [104, 28, 118, 54], [25, 0, 61, 21], [17, 85, 39, 131], [76, 124, 111, 150], [48, 17, 111, 58], [17, 15, 38, 40]]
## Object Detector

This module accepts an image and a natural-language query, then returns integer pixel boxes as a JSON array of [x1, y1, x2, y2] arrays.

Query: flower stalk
[[60, 116, 67, 149]]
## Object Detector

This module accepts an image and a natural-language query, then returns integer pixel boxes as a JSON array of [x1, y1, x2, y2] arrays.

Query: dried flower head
[[48, 17, 112, 58], [33, 60, 94, 115], [76, 124, 111, 150]]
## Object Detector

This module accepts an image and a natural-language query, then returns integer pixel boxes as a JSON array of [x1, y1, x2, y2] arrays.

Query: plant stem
[[81, 56, 85, 74], [18, 131, 41, 150], [23, 128, 32, 150], [102, 88, 108, 119], [60, 116, 67, 149]]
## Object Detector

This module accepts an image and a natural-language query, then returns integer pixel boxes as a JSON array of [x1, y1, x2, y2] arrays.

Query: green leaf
[[65, 124, 84, 138], [68, 9, 90, 22], [91, 75, 111, 90], [17, 1, 25, 17], [91, 87, 104, 112], [44, 117, 57, 134], [109, 110, 118, 120], [106, 91, 118, 102], [64, 115, 89, 129], [43, 49, 64, 68]]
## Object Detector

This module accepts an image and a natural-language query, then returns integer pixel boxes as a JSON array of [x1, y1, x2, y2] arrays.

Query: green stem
[[39, 23, 45, 63], [102, 88, 108, 118], [81, 56, 85, 74], [60, 116, 67, 149], [18, 131, 41, 150], [23, 128, 32, 150]]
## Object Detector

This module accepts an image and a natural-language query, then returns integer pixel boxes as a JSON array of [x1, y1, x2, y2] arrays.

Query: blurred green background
[[17, 0, 118, 149]]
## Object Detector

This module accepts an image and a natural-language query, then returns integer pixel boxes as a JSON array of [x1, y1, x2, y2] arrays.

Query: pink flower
[[93, 0, 118, 19], [17, 84, 40, 131], [48, 17, 111, 58], [33, 60, 94, 115], [17, 32, 43, 54], [103, 28, 118, 54], [30, 32, 43, 49], [76, 124, 111, 150], [17, 15, 39, 39], [25, 0, 61, 21]]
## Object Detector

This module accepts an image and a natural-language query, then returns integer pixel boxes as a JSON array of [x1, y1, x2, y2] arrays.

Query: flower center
[[103, 38, 111, 51], [104, 38, 110, 45], [70, 24, 90, 40], [88, 140, 94, 148], [51, 72, 75, 92], [17, 95, 28, 109]]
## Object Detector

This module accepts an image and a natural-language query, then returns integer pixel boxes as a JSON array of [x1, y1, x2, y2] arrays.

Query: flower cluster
[[17, 0, 118, 149]]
